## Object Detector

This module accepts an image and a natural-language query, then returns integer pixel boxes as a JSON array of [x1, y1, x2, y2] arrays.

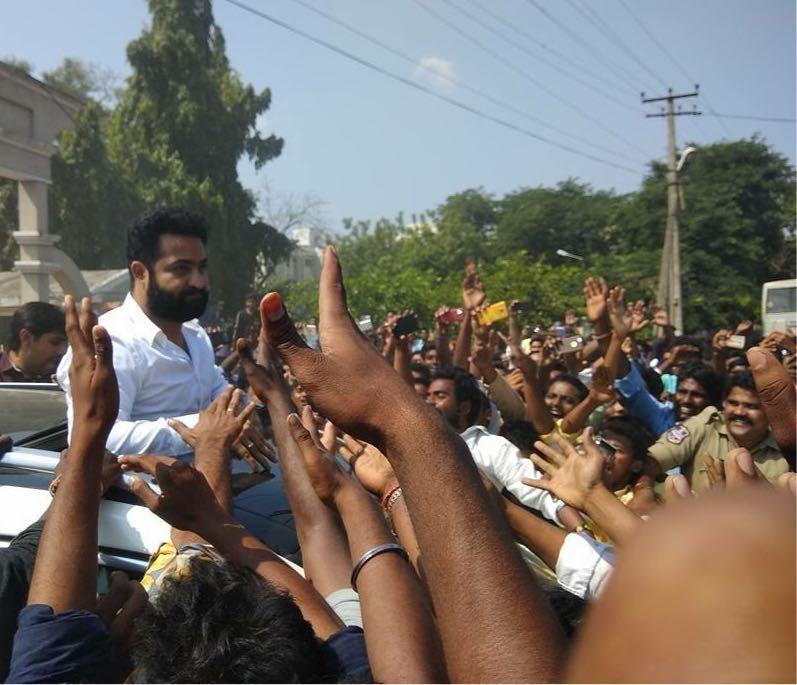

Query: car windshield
[[0, 384, 67, 441], [765, 286, 797, 314]]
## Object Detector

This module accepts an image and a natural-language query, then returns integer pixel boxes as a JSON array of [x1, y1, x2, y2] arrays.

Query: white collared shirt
[[555, 531, 615, 600], [460, 424, 565, 524], [56, 294, 227, 455]]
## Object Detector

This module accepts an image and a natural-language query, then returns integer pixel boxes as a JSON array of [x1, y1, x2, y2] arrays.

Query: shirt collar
[[121, 293, 165, 347]]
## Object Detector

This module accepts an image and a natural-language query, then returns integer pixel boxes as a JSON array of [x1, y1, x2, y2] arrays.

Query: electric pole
[[642, 87, 701, 334]]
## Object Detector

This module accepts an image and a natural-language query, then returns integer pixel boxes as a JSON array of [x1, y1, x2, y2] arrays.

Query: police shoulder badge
[[666, 424, 689, 444]]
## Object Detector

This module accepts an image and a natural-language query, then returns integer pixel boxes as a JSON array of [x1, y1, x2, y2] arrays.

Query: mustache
[[728, 415, 753, 425], [184, 288, 209, 297]]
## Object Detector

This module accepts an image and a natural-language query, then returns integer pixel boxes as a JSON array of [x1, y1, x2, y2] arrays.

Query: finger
[[259, 292, 320, 373], [321, 420, 338, 453], [664, 474, 692, 501], [529, 452, 555, 476], [340, 433, 364, 462], [286, 413, 322, 466], [301, 405, 325, 451], [318, 245, 351, 327], [248, 442, 275, 469], [127, 475, 161, 510], [542, 432, 573, 465], [64, 295, 91, 357], [746, 347, 796, 455], [724, 448, 764, 489], [78, 296, 97, 343], [235, 401, 256, 427], [776, 472, 797, 494], [117, 454, 177, 476], [521, 477, 553, 492], [91, 325, 114, 374], [96, 570, 130, 626], [107, 579, 148, 647], [214, 385, 234, 414], [167, 419, 195, 447]]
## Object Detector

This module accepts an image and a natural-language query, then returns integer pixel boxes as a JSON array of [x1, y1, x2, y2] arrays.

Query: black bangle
[[350, 543, 408, 591]]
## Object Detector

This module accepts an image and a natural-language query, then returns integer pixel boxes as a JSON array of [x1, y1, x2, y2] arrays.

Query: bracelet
[[380, 484, 402, 510], [350, 543, 409, 591], [383, 486, 404, 514]]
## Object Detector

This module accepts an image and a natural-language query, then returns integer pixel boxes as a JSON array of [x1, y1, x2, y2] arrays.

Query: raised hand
[[65, 295, 119, 439], [583, 277, 608, 324], [119, 454, 225, 532], [712, 328, 732, 352], [170, 385, 255, 451], [339, 432, 398, 500], [508, 339, 536, 378], [607, 285, 630, 340], [589, 359, 616, 404], [522, 429, 605, 511], [628, 300, 650, 334], [285, 405, 347, 504], [462, 258, 486, 310], [256, 247, 421, 447]]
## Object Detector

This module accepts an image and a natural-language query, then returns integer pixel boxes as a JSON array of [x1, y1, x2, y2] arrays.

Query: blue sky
[[3, 0, 795, 231]]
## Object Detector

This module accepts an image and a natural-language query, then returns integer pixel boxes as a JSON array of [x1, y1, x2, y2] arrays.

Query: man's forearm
[[27, 429, 105, 612], [502, 498, 567, 570], [523, 378, 555, 434], [381, 406, 565, 682], [453, 315, 473, 370], [583, 487, 642, 546]]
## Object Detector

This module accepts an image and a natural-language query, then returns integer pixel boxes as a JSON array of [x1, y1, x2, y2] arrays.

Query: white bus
[[761, 279, 796, 336]]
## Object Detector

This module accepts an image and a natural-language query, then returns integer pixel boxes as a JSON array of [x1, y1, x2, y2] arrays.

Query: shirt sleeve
[[8, 605, 113, 684], [486, 374, 527, 423], [475, 436, 565, 524], [555, 532, 615, 600], [648, 410, 708, 472], [614, 363, 676, 436]]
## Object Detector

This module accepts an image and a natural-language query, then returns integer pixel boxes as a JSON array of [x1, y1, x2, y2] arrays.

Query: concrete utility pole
[[642, 87, 701, 334]]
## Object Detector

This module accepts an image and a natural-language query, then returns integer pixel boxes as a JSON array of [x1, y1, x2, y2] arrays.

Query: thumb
[[92, 325, 114, 370], [127, 476, 161, 511], [259, 292, 319, 371], [746, 347, 796, 456], [286, 413, 320, 465]]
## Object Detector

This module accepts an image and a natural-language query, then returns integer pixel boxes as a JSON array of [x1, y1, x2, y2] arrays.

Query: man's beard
[[147, 280, 209, 322]]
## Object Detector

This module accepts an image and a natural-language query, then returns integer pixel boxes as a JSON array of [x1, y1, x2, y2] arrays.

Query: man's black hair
[[126, 207, 209, 275], [635, 361, 664, 399], [598, 415, 655, 462], [678, 361, 722, 407], [7, 302, 65, 351], [546, 373, 588, 403], [132, 558, 327, 683], [670, 334, 704, 350], [500, 420, 540, 453], [410, 362, 431, 385], [432, 366, 482, 427], [723, 369, 757, 400]]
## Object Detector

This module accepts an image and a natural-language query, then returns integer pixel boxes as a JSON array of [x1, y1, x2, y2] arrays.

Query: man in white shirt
[[426, 367, 581, 527], [56, 208, 270, 464]]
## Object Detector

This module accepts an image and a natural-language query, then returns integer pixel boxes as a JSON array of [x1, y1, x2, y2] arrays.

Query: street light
[[556, 248, 585, 261]]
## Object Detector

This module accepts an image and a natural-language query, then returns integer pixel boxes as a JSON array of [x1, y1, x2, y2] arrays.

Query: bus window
[[766, 286, 796, 314]]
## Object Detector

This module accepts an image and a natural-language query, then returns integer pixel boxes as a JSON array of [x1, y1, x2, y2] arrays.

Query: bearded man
[[56, 208, 267, 464]]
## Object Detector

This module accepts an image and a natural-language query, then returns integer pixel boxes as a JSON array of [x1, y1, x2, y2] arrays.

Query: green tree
[[107, 0, 283, 310], [0, 180, 17, 270], [42, 58, 119, 104]]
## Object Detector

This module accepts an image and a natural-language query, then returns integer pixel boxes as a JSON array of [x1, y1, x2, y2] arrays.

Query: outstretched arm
[[256, 247, 565, 681]]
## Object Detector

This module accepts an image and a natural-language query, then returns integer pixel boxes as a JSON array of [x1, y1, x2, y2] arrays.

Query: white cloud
[[415, 56, 456, 88]]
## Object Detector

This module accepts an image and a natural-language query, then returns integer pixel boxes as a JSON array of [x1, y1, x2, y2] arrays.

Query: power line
[[441, 0, 640, 113], [523, 0, 646, 94], [410, 0, 650, 159], [460, 0, 634, 96], [220, 0, 643, 175], [615, 0, 731, 138], [280, 0, 643, 165], [567, 0, 668, 89], [707, 113, 797, 123]]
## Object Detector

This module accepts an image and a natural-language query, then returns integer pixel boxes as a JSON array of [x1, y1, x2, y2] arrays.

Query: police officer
[[649, 370, 789, 492]]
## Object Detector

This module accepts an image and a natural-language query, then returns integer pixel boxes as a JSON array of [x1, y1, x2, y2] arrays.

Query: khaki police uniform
[[649, 405, 790, 492]]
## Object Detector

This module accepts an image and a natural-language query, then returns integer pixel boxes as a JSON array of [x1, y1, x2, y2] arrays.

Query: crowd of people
[[0, 206, 794, 682]]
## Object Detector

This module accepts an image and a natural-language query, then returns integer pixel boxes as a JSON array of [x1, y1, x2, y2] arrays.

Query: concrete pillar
[[14, 180, 53, 302], [17, 180, 48, 234]]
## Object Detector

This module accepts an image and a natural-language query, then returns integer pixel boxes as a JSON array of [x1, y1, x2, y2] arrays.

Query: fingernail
[[737, 450, 756, 476], [746, 348, 767, 371], [789, 475, 797, 494], [287, 413, 301, 427], [262, 292, 284, 322], [673, 475, 691, 498], [328, 245, 338, 257]]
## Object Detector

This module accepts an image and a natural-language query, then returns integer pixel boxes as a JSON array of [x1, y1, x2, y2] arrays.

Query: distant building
[[271, 226, 324, 282]]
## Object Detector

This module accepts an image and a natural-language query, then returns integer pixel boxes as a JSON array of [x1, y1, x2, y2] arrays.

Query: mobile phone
[[438, 308, 466, 325], [510, 300, 533, 313], [558, 335, 585, 353], [476, 301, 510, 326], [357, 315, 373, 333], [553, 325, 568, 338], [726, 335, 746, 350], [594, 437, 616, 462], [393, 313, 419, 337]]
